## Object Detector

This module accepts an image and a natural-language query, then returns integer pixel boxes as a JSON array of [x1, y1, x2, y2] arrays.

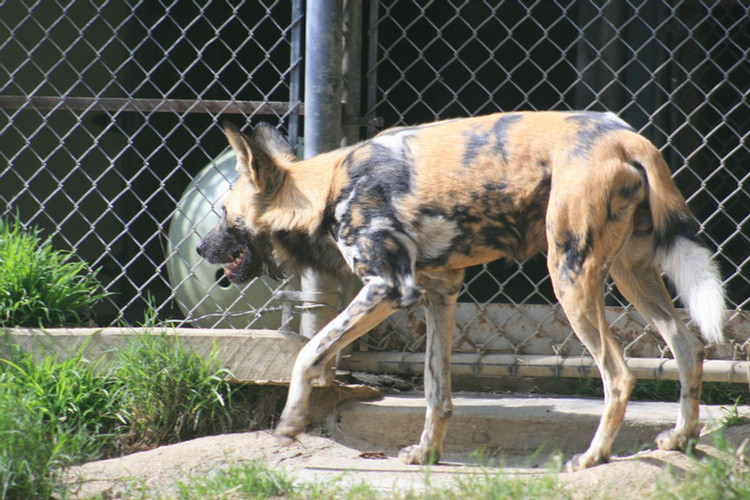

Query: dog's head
[[196, 122, 297, 283]]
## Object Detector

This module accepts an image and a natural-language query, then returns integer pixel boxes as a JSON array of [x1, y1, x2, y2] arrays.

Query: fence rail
[[1, 0, 748, 378], [0, 95, 301, 115]]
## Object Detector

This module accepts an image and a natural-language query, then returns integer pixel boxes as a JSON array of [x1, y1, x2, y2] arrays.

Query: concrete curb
[[331, 392, 750, 457]]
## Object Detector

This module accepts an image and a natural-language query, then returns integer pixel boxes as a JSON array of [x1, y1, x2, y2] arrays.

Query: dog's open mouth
[[222, 250, 246, 279]]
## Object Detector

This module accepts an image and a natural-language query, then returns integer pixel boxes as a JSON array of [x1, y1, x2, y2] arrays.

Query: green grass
[[719, 397, 748, 428], [0, 330, 244, 500], [3, 332, 748, 500], [173, 461, 296, 500], [0, 342, 124, 500], [0, 215, 108, 327], [114, 332, 237, 451], [445, 470, 570, 500], [650, 434, 750, 500], [162, 460, 572, 500]]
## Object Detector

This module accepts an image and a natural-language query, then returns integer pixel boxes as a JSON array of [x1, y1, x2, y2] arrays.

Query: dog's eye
[[227, 217, 246, 234]]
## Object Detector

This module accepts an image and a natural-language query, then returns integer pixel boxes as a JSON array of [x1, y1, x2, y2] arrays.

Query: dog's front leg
[[398, 269, 464, 465], [276, 277, 400, 440]]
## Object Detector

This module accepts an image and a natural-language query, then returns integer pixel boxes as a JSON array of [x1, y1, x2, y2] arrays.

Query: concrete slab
[[331, 392, 750, 459]]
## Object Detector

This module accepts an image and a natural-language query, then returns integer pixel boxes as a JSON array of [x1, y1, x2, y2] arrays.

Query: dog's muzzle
[[196, 226, 284, 283]]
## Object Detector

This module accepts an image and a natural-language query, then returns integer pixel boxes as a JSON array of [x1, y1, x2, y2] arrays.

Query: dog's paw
[[655, 428, 697, 451], [275, 432, 296, 446], [275, 418, 305, 444], [276, 403, 309, 440], [397, 444, 440, 465], [565, 452, 608, 472]]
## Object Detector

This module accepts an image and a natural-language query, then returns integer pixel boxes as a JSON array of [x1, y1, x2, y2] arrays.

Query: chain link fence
[[1, 1, 748, 371]]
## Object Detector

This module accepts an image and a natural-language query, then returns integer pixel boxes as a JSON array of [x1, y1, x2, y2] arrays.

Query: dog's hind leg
[[399, 268, 465, 465], [552, 278, 636, 471], [276, 276, 402, 440], [547, 230, 636, 471], [609, 238, 705, 452]]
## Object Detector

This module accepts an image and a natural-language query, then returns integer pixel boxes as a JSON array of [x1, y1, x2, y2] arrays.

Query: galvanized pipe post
[[342, 0, 363, 146], [288, 0, 304, 152], [300, 1, 344, 340], [339, 0, 365, 308]]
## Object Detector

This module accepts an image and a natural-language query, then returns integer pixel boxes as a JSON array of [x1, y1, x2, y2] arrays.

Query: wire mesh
[[0, 1, 747, 365]]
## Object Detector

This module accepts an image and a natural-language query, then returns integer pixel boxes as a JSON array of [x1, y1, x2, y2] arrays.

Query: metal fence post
[[342, 0, 363, 146], [299, 0, 344, 340]]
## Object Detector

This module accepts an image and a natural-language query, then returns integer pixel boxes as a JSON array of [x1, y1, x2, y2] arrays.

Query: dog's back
[[334, 112, 715, 279]]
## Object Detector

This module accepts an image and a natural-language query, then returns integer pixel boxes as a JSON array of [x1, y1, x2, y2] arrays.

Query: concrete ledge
[[0, 327, 307, 384], [332, 392, 750, 457]]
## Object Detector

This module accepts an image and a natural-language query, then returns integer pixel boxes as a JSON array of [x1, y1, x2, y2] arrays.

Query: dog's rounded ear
[[223, 122, 285, 195]]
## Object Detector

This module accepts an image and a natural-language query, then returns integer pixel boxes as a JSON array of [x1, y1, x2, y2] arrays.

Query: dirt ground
[[66, 422, 750, 499]]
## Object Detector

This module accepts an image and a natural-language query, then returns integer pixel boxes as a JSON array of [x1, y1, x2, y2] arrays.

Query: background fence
[[1, 1, 748, 374]]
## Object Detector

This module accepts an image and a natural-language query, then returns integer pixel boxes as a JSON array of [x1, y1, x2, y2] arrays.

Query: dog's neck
[[260, 147, 352, 235]]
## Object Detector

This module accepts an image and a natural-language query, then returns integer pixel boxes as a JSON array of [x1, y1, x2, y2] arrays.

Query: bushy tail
[[657, 235, 726, 344], [631, 136, 726, 344]]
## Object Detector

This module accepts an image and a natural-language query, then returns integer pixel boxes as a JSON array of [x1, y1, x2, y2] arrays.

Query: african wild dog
[[197, 111, 725, 471]]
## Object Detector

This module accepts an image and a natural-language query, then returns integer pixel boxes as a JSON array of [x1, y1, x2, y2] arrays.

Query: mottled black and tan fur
[[197, 111, 725, 471]]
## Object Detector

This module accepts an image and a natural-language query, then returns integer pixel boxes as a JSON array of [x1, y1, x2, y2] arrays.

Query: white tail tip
[[658, 237, 726, 344]]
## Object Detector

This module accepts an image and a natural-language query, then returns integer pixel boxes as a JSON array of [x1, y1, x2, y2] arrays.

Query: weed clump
[[0, 216, 108, 327], [114, 333, 237, 451]]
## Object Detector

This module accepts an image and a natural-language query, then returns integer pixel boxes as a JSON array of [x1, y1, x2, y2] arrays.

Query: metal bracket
[[342, 114, 384, 129]]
